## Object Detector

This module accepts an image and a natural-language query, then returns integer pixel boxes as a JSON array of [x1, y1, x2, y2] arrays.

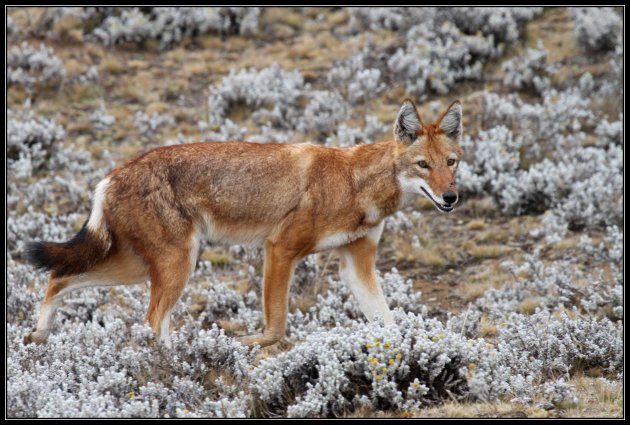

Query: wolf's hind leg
[[24, 243, 149, 344], [238, 240, 298, 348]]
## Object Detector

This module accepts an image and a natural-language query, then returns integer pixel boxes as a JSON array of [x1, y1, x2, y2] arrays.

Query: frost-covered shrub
[[349, 7, 433, 32], [542, 378, 577, 408], [593, 43, 623, 104], [134, 111, 175, 136], [202, 119, 248, 142], [299, 90, 350, 136], [497, 310, 623, 382], [8, 15, 17, 37], [91, 7, 260, 49], [90, 101, 116, 130], [7, 42, 65, 89], [381, 8, 541, 97], [450, 229, 623, 338], [550, 145, 623, 230], [388, 22, 492, 97], [350, 7, 542, 38], [254, 311, 511, 417], [347, 68, 385, 104], [346, 8, 542, 98], [164, 133, 192, 146], [79, 65, 100, 84], [457, 126, 522, 197], [478, 89, 594, 154], [7, 106, 66, 179], [183, 277, 262, 334], [461, 89, 621, 230], [504, 144, 622, 230], [292, 254, 321, 289], [207, 64, 307, 129], [247, 124, 295, 144], [520, 89, 594, 149], [502, 41, 552, 94], [7, 318, 254, 418], [578, 226, 623, 319], [595, 114, 623, 147], [384, 210, 422, 235], [6, 258, 49, 324], [34, 7, 117, 36], [475, 253, 578, 319], [445, 7, 540, 44], [7, 270, 256, 418], [571, 7, 621, 53], [288, 267, 428, 342], [327, 41, 385, 96], [325, 115, 389, 147], [7, 209, 83, 259]]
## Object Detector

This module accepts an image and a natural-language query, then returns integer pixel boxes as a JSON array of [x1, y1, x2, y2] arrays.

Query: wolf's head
[[393, 99, 464, 212]]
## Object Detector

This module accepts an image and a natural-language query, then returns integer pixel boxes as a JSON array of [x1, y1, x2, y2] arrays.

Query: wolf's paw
[[23, 327, 49, 345], [237, 332, 283, 349]]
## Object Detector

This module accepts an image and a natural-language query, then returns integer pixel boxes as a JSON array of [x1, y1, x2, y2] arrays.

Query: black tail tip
[[24, 242, 51, 270]]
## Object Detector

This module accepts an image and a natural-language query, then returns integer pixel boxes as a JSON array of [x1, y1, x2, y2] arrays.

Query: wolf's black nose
[[443, 192, 458, 205]]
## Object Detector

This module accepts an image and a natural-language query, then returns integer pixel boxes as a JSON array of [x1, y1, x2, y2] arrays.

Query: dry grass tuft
[[466, 219, 486, 231], [518, 297, 542, 315], [479, 314, 498, 338], [463, 241, 508, 259], [413, 248, 447, 267]]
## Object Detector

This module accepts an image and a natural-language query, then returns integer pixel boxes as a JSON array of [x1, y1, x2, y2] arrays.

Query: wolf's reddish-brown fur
[[24, 99, 464, 348]]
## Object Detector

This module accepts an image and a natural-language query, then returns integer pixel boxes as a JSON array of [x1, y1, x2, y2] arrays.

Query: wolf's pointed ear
[[394, 98, 422, 145], [438, 101, 462, 141]]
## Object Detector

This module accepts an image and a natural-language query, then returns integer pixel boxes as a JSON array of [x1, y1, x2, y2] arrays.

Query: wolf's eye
[[447, 158, 456, 166], [418, 160, 429, 169]]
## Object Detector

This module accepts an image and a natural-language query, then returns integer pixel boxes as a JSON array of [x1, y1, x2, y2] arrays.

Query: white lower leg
[[340, 255, 393, 324], [25, 298, 61, 343], [159, 308, 173, 348]]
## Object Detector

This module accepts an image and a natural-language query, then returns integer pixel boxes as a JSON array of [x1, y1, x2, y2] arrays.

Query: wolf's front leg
[[239, 240, 298, 348], [337, 234, 393, 324]]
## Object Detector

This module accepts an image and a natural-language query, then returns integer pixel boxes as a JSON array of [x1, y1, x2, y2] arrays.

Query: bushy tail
[[25, 220, 112, 277]]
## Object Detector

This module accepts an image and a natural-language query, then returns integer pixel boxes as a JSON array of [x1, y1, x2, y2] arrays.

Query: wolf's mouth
[[421, 187, 454, 213]]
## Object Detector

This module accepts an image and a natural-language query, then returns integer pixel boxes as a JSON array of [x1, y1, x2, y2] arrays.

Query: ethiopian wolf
[[24, 99, 464, 348]]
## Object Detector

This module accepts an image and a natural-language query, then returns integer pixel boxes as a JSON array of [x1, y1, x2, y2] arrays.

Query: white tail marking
[[87, 177, 111, 232]]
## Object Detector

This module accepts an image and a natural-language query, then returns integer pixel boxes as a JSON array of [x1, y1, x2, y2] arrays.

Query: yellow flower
[[388, 359, 395, 365], [468, 362, 477, 369], [383, 341, 392, 349], [376, 375, 383, 380], [382, 368, 388, 373], [127, 390, 135, 400], [395, 353, 402, 360]]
